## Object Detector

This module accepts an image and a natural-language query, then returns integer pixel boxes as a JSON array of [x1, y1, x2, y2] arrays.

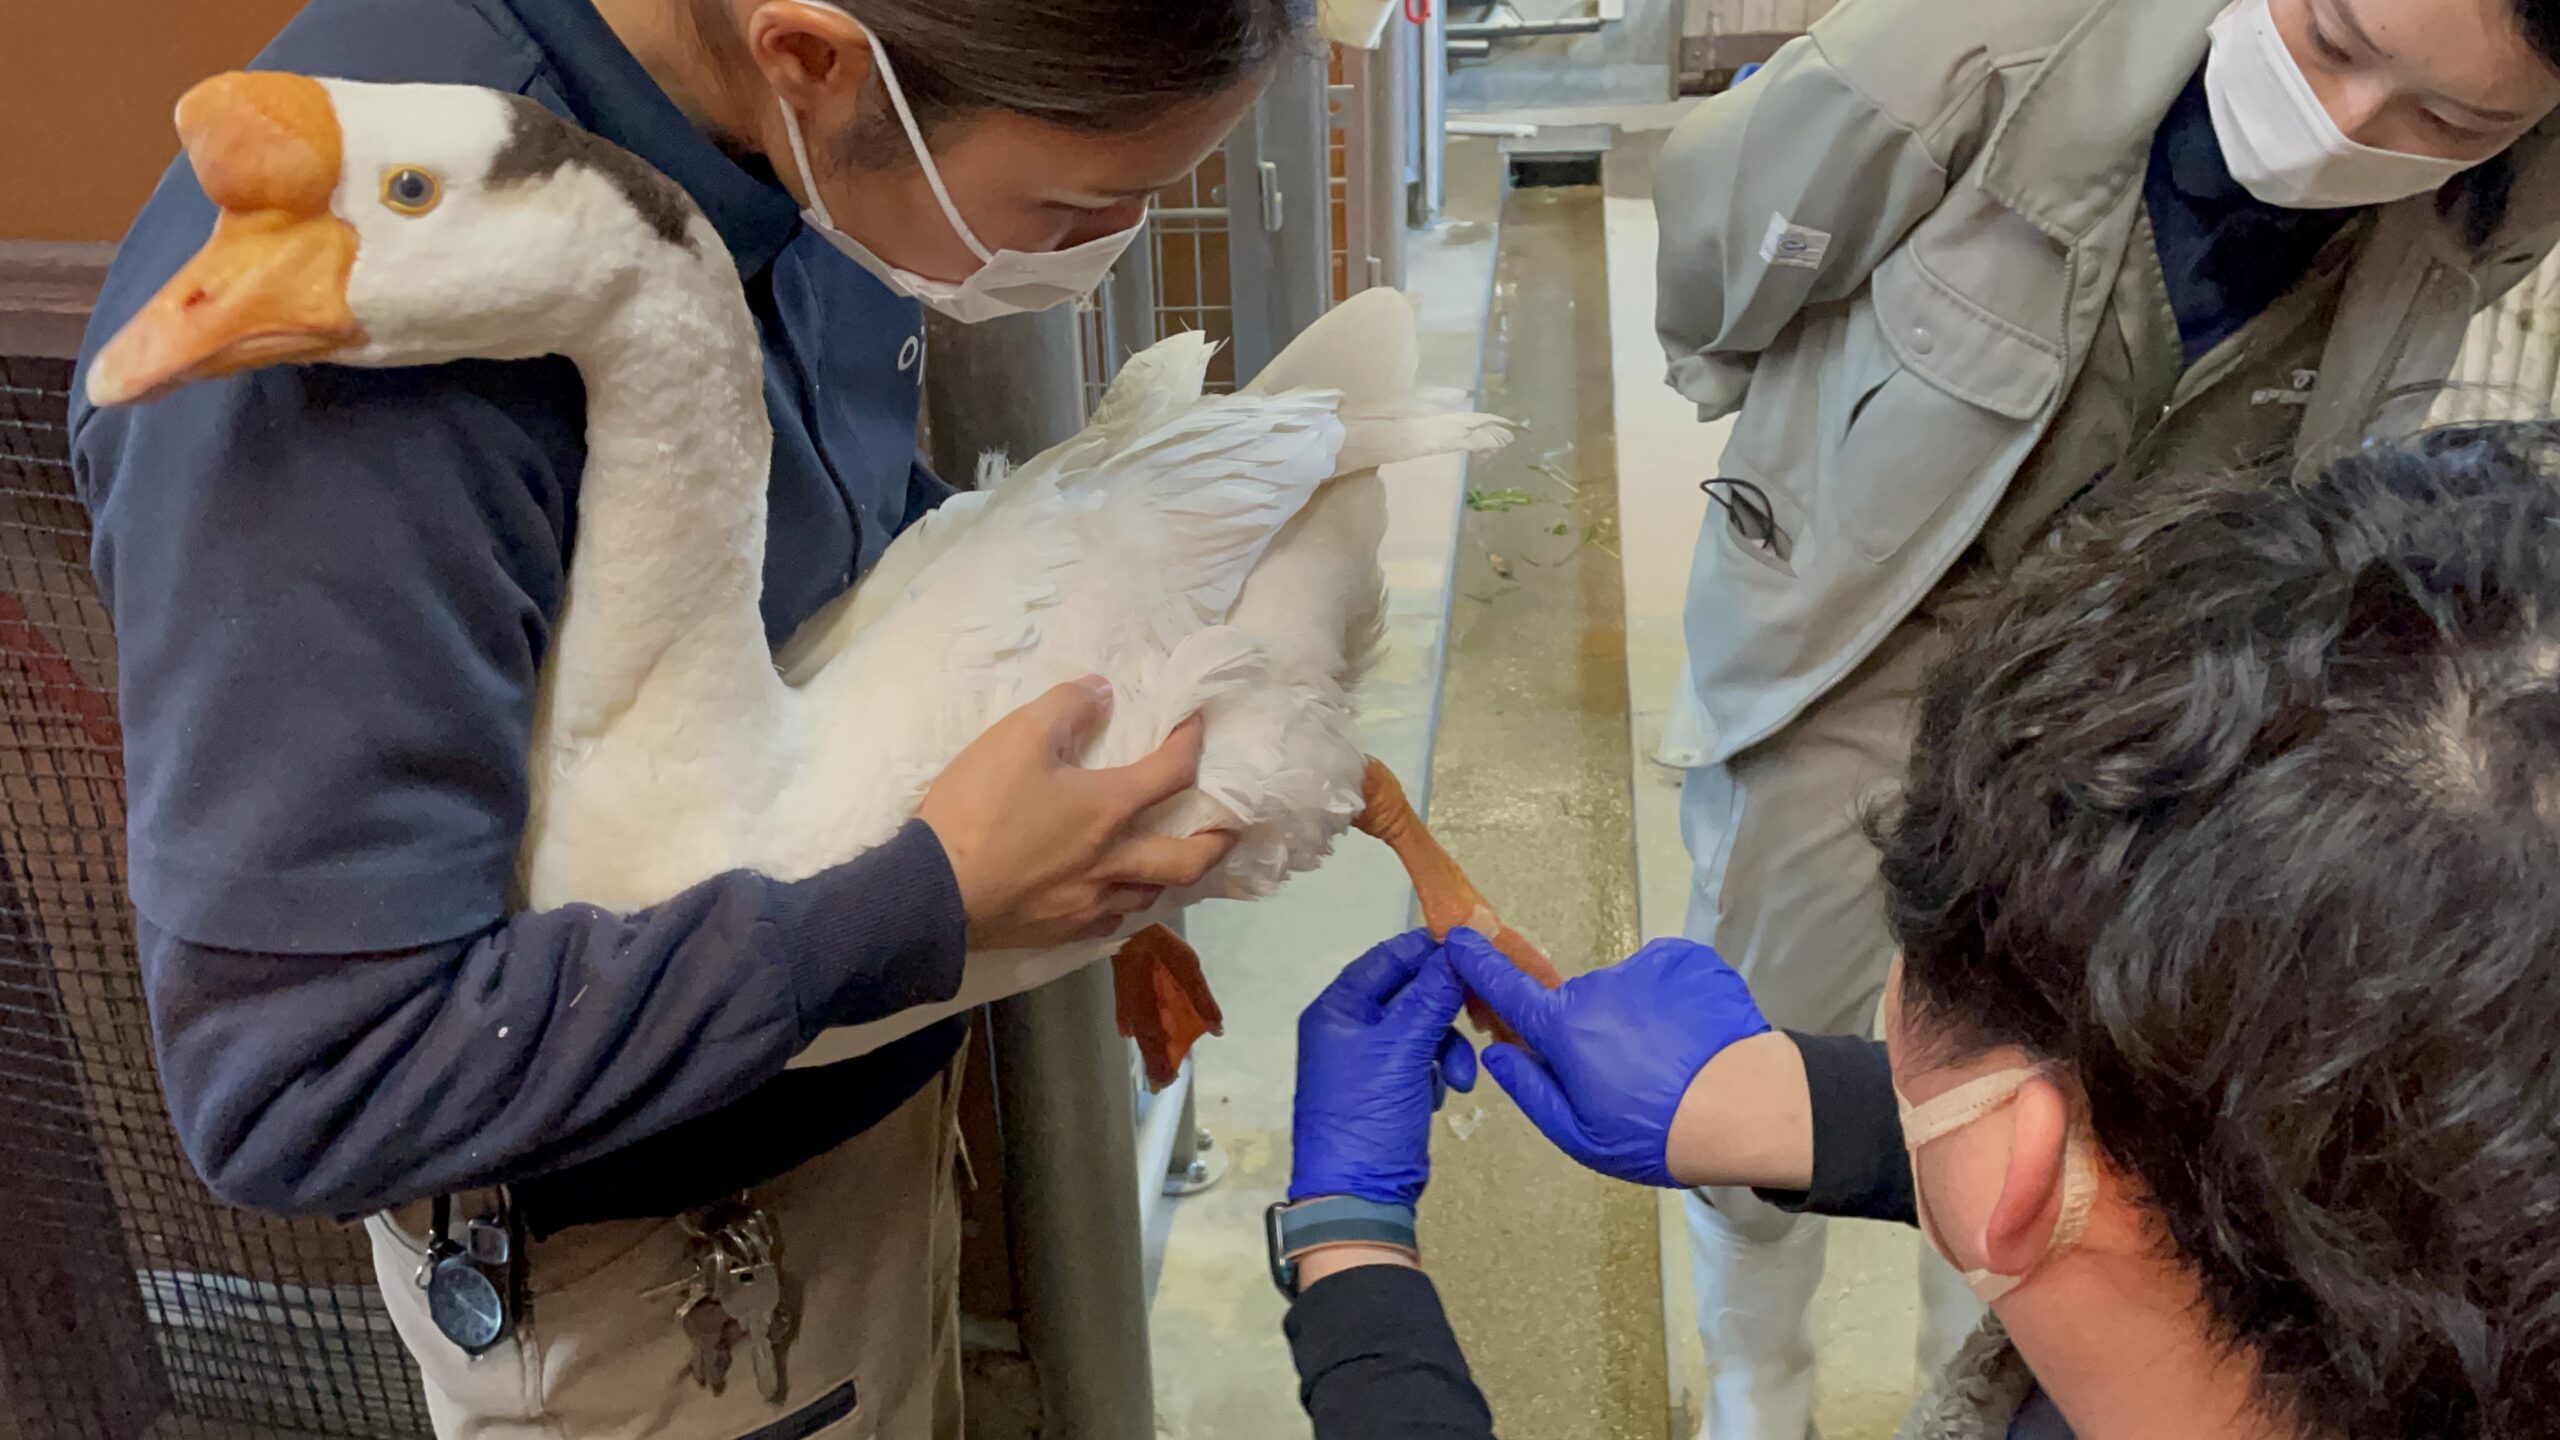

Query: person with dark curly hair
[[1279, 423, 2560, 1439], [1653, 0, 2560, 1424]]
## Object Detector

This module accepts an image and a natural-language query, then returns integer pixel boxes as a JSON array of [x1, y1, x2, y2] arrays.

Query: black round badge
[[425, 1253, 507, 1355]]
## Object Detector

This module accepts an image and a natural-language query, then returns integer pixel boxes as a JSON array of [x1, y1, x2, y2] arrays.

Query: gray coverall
[[1651, 0, 2560, 1432]]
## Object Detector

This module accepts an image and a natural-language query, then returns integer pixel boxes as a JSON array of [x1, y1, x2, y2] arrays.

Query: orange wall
[[2, 0, 309, 243]]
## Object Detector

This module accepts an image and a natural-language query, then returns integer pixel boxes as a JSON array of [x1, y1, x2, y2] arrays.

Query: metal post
[[1447, 15, 1609, 36], [921, 309, 1153, 1438], [1168, 1079, 1204, 1178], [1105, 222, 1160, 371], [989, 967, 1156, 1439], [1130, 916, 1223, 1239], [1415, 0, 1449, 225], [922, 308, 1087, 476], [1363, 32, 1411, 292], [1222, 45, 1336, 375]]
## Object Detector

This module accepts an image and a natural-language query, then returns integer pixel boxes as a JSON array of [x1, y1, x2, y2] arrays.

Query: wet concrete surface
[[1419, 181, 1665, 1440]]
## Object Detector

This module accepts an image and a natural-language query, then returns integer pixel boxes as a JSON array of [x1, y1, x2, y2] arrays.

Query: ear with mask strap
[[1899, 1067, 2098, 1304]]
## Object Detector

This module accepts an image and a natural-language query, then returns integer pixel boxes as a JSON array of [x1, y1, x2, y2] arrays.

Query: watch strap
[[1268, 1196, 1418, 1298]]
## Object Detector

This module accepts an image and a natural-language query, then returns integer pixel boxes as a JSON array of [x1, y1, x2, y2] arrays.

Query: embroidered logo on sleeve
[[1760, 215, 1832, 270]]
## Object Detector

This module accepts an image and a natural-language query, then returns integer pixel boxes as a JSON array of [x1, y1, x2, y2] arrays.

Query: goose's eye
[[381, 167, 443, 216]]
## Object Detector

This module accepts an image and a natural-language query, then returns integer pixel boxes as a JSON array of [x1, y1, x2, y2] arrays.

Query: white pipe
[[2528, 257, 2560, 410], [2450, 307, 2486, 423], [1132, 1058, 1196, 1243], [2492, 275, 2529, 404]]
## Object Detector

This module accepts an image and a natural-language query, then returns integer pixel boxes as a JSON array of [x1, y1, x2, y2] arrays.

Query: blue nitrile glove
[[1290, 929, 1481, 1206], [1446, 930, 1770, 1188]]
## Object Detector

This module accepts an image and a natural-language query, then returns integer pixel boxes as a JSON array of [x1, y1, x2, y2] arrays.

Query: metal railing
[[1009, 29, 1425, 1436]]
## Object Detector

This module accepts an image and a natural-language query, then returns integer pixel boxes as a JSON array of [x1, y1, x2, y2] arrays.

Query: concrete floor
[[1418, 181, 1662, 1440], [1149, 111, 1928, 1440]]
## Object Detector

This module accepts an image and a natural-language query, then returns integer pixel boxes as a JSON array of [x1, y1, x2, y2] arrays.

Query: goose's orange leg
[[1114, 922, 1224, 1092], [1352, 758, 1564, 1045]]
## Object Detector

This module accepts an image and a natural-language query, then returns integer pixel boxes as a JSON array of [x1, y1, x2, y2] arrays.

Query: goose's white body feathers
[[520, 281, 1503, 1065]]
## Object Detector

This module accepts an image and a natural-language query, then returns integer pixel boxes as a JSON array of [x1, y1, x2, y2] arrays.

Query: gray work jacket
[[1654, 0, 2560, 766]]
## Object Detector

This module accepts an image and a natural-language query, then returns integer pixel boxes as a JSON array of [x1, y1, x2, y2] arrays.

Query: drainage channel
[[1417, 174, 1663, 1439]]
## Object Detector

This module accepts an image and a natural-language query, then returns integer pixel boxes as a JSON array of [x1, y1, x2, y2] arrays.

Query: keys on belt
[[410, 1189, 796, 1405], [646, 1197, 796, 1404]]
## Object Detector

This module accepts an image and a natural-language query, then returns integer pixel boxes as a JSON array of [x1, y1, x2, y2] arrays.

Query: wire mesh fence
[[0, 355, 430, 1440], [1148, 157, 1240, 394], [1330, 45, 1354, 305]]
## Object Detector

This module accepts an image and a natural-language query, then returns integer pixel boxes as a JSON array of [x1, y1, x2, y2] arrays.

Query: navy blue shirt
[[70, 0, 968, 1230], [2146, 71, 2356, 365]]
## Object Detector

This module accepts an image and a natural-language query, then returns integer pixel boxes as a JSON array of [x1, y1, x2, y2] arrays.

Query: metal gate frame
[[999, 31, 1420, 1437], [1220, 46, 1338, 380]]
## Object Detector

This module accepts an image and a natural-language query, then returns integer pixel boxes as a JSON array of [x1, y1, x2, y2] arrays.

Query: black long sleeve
[[1286, 1265, 1495, 1439], [1753, 1032, 1916, 1226]]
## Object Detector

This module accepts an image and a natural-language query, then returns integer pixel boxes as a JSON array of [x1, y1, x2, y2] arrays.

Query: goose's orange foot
[[1352, 757, 1565, 1046], [1113, 923, 1224, 1092]]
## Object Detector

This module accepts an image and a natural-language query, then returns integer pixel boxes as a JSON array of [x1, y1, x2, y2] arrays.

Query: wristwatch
[[1265, 1196, 1419, 1299]]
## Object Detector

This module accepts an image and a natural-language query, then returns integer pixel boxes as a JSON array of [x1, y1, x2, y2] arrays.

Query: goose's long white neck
[[546, 236, 781, 728]]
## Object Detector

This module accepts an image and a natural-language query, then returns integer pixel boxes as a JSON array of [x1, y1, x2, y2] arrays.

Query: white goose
[[89, 71, 1551, 1079]]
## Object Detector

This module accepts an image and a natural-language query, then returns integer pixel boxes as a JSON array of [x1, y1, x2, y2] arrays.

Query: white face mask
[[1898, 1068, 2098, 1304], [2203, 0, 2480, 209], [780, 28, 1147, 324]]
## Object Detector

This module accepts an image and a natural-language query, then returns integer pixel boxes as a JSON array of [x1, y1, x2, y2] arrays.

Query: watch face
[[1265, 1202, 1299, 1300], [427, 1254, 508, 1353]]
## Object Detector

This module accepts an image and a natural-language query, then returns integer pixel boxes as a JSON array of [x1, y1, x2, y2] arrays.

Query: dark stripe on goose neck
[[488, 91, 700, 251]]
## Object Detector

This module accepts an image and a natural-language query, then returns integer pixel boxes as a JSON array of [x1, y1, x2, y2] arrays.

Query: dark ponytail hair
[[698, 0, 1315, 144], [860, 0, 1312, 134]]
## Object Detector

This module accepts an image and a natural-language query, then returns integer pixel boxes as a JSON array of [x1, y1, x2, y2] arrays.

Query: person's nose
[[1064, 197, 1149, 247], [2318, 72, 2399, 148]]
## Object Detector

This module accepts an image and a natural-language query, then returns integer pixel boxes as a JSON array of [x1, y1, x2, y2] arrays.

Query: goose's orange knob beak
[[87, 72, 363, 408]]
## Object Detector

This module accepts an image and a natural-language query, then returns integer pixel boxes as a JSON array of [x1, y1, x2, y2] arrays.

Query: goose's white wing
[[776, 292, 1510, 1066], [774, 487, 995, 684], [1085, 328, 1219, 452]]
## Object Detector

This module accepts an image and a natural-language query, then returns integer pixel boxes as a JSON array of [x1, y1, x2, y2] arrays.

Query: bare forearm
[[1665, 1030, 1816, 1191], [1690, 1032, 1914, 1227]]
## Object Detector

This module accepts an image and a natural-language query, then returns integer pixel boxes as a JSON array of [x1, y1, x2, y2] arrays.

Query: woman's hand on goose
[[920, 675, 1236, 951]]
